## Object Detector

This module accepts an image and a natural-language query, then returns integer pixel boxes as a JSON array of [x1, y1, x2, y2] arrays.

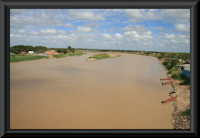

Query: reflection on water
[[10, 52, 174, 129]]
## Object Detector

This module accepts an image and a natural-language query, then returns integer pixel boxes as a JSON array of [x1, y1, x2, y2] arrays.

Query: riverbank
[[10, 51, 86, 63], [159, 59, 190, 129]]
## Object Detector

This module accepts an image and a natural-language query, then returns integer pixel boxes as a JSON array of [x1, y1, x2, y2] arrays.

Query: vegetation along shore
[[10, 45, 86, 62]]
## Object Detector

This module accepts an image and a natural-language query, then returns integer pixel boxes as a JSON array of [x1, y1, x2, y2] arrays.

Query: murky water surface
[[10, 52, 174, 129]]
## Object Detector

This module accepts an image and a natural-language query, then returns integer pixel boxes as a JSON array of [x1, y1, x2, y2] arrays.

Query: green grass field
[[88, 53, 110, 60], [10, 55, 48, 63]]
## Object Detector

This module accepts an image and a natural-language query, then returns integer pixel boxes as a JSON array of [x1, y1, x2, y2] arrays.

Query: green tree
[[57, 49, 62, 53], [34, 46, 47, 53], [166, 53, 177, 58], [68, 46, 72, 51], [63, 49, 67, 54], [170, 59, 180, 67], [38, 49, 44, 53]]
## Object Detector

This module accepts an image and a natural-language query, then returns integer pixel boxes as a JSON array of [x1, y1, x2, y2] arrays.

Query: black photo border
[[0, 0, 199, 137]]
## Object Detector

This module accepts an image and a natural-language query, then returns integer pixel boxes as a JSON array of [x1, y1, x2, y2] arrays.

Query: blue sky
[[10, 9, 190, 53]]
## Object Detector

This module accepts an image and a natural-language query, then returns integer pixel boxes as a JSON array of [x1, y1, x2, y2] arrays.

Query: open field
[[10, 55, 48, 63], [10, 52, 174, 129]]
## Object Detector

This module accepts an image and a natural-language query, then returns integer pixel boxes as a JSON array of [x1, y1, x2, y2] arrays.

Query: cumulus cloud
[[161, 9, 190, 20], [67, 10, 105, 21], [102, 34, 112, 40], [84, 22, 99, 28], [30, 31, 39, 35], [174, 23, 190, 32], [77, 26, 92, 33], [65, 23, 75, 28], [122, 24, 149, 32], [176, 34, 189, 39], [163, 33, 175, 39], [57, 30, 66, 34], [75, 26, 98, 33], [40, 29, 57, 34], [10, 14, 64, 28], [18, 30, 25, 33], [156, 27, 165, 31], [124, 9, 160, 22], [35, 12, 53, 20], [114, 33, 124, 39]]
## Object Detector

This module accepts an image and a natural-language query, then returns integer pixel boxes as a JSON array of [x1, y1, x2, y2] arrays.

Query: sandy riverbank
[[158, 59, 190, 129]]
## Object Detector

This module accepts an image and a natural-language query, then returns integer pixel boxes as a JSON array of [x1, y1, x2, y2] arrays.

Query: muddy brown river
[[10, 52, 174, 129]]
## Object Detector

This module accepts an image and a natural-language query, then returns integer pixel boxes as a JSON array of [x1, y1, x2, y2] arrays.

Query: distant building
[[45, 50, 59, 55], [21, 51, 26, 54], [28, 50, 34, 55], [37, 53, 46, 56], [178, 59, 183, 63], [177, 64, 190, 71], [182, 69, 190, 78], [10, 52, 15, 55]]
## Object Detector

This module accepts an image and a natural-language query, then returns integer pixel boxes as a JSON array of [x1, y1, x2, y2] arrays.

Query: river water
[[10, 52, 174, 129]]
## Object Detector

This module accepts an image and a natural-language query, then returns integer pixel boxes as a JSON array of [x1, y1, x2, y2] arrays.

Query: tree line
[[10, 45, 75, 54]]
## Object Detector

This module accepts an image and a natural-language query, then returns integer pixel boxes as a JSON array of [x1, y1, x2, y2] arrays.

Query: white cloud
[[75, 26, 98, 33], [67, 10, 105, 21], [29, 31, 39, 35], [163, 33, 175, 39], [10, 34, 14, 37], [77, 26, 91, 33], [161, 9, 190, 20], [35, 12, 53, 20], [102, 34, 112, 39], [65, 23, 75, 28], [18, 30, 25, 33], [176, 34, 189, 39], [124, 31, 138, 37], [174, 23, 190, 32], [156, 27, 165, 31], [84, 22, 99, 28], [57, 30, 66, 34], [40, 29, 56, 34], [114, 33, 124, 39], [124, 9, 160, 22], [122, 24, 149, 32]]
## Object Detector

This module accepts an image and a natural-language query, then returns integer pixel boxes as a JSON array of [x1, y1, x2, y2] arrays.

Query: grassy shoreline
[[10, 51, 86, 62], [10, 55, 48, 63], [88, 53, 110, 60]]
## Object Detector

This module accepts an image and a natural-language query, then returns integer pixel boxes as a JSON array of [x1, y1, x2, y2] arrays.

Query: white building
[[28, 50, 34, 55]]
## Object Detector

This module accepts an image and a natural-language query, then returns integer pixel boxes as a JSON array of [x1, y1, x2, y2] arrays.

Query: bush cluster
[[167, 66, 177, 74]]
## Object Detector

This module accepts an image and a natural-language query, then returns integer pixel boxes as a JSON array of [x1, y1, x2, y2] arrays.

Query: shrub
[[63, 49, 67, 54], [170, 59, 180, 67], [167, 66, 177, 74], [166, 63, 173, 69], [172, 73, 180, 80], [172, 72, 188, 81], [163, 60, 169, 65]]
